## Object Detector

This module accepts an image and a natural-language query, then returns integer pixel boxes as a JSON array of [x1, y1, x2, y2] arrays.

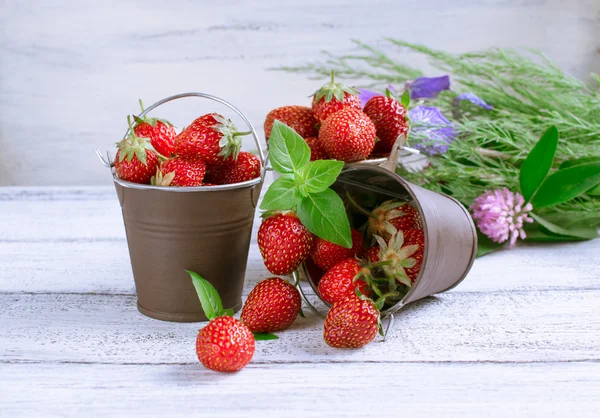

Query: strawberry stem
[[139, 99, 145, 112], [233, 131, 252, 137], [376, 291, 400, 304], [345, 191, 375, 218]]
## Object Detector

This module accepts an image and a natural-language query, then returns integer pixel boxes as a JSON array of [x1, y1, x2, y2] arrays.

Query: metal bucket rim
[[113, 173, 263, 192]]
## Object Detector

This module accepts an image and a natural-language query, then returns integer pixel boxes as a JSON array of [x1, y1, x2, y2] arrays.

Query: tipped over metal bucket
[[102, 93, 266, 322], [296, 137, 477, 317]]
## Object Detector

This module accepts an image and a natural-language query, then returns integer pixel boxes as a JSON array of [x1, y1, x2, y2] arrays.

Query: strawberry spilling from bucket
[[188, 271, 255, 373], [311, 228, 365, 271], [241, 277, 302, 333], [323, 295, 381, 348], [318, 258, 372, 305]]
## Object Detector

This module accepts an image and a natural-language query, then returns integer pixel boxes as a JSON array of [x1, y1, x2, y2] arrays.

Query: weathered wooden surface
[[1, 0, 599, 186], [0, 187, 599, 417]]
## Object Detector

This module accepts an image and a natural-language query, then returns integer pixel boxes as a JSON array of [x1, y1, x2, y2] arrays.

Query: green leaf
[[587, 184, 600, 196], [530, 212, 598, 240], [519, 125, 559, 202], [260, 175, 302, 211], [268, 120, 310, 174], [559, 157, 600, 169], [253, 332, 279, 341], [532, 161, 600, 208], [295, 160, 344, 196], [187, 270, 223, 320], [297, 189, 352, 248], [476, 232, 504, 257], [400, 89, 410, 108], [523, 223, 591, 242]]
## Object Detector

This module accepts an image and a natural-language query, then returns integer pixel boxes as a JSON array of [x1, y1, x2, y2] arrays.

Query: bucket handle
[[379, 133, 407, 173]]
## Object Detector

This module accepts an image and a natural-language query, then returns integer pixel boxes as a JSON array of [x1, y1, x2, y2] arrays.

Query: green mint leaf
[[532, 161, 600, 208], [519, 125, 559, 202], [400, 89, 411, 108], [222, 308, 234, 317], [295, 160, 344, 195], [476, 232, 504, 257], [530, 212, 598, 240], [297, 188, 352, 248], [268, 120, 310, 174], [187, 270, 224, 320], [253, 332, 279, 341], [260, 175, 302, 211]]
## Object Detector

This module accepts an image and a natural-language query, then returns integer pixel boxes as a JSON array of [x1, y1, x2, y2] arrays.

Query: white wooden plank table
[[1, 187, 599, 417]]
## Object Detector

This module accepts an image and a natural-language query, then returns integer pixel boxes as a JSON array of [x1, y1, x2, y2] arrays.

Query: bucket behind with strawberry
[[97, 93, 266, 322]]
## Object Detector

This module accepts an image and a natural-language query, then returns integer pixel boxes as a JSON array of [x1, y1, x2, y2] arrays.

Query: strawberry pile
[[114, 102, 261, 187], [264, 72, 409, 162]]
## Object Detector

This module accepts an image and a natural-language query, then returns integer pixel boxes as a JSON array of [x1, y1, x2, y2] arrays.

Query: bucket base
[[137, 300, 242, 323]]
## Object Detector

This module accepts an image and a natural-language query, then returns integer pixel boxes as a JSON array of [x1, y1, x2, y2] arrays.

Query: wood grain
[[1, 362, 599, 418], [1, 1, 599, 185]]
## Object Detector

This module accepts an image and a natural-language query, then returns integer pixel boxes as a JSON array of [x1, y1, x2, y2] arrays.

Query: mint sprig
[[261, 120, 352, 248]]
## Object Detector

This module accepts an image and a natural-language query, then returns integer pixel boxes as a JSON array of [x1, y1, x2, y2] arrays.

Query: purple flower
[[470, 188, 534, 247], [455, 92, 493, 110], [406, 76, 450, 100], [408, 106, 456, 155], [358, 85, 397, 107]]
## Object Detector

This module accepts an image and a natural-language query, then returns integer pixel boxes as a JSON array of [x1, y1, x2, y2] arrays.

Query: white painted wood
[[1, 362, 599, 418], [1, 290, 599, 365], [1, 1, 599, 185]]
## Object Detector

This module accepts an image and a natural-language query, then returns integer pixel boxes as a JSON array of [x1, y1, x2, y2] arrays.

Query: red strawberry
[[305, 136, 328, 161], [264, 106, 318, 140], [318, 108, 376, 162], [241, 277, 301, 333], [371, 231, 420, 287], [318, 258, 372, 305], [324, 295, 380, 348], [257, 212, 314, 275], [311, 71, 362, 123], [174, 113, 248, 164], [367, 200, 421, 240], [196, 316, 255, 372], [204, 152, 261, 185], [154, 156, 206, 187], [189, 271, 255, 373], [403, 228, 425, 282], [311, 228, 365, 271], [115, 117, 160, 184], [365, 246, 380, 263], [363, 91, 409, 155], [132, 100, 176, 157]]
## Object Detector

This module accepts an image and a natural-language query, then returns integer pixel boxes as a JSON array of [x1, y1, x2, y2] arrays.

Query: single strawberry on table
[[318, 108, 376, 162], [152, 155, 206, 187], [241, 277, 301, 333], [311, 228, 365, 271], [311, 70, 362, 123], [114, 116, 160, 184], [132, 100, 177, 157], [204, 151, 261, 185], [264, 106, 318, 140], [324, 295, 380, 348], [174, 113, 249, 165], [188, 271, 255, 373], [257, 212, 314, 275], [363, 89, 409, 155], [318, 258, 372, 305]]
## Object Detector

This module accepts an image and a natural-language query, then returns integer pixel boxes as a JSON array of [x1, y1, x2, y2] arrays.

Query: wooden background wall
[[1, 0, 599, 185]]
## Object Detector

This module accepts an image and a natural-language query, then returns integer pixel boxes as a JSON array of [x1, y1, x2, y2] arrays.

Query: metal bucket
[[100, 93, 265, 322], [295, 138, 477, 318]]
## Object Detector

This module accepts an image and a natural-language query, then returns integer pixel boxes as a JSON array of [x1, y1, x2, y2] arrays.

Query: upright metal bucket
[[297, 140, 477, 317], [103, 93, 266, 322]]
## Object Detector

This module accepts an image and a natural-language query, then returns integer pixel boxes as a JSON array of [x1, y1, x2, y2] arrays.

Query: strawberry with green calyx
[[174, 113, 251, 164], [132, 99, 176, 157], [154, 156, 207, 187], [318, 108, 377, 162], [204, 151, 261, 185], [241, 277, 302, 333], [188, 270, 255, 373], [312, 70, 362, 123], [317, 258, 373, 305], [257, 212, 314, 275], [402, 228, 425, 282], [114, 116, 161, 184], [369, 231, 419, 287], [311, 228, 365, 271], [363, 88, 409, 156], [259, 120, 352, 250], [323, 294, 380, 348], [264, 106, 318, 140]]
